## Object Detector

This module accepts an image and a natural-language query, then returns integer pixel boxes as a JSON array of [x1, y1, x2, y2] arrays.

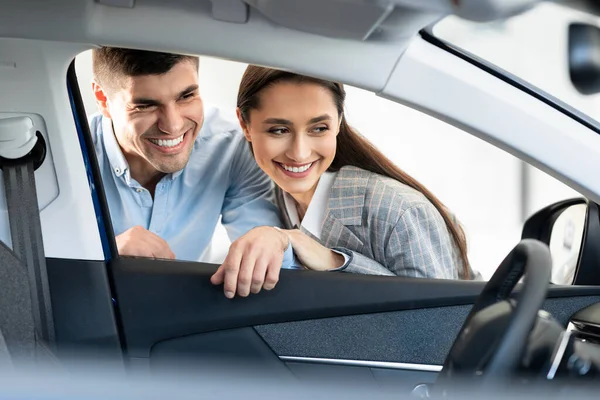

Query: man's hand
[[115, 225, 176, 259], [210, 226, 289, 299], [284, 229, 345, 271]]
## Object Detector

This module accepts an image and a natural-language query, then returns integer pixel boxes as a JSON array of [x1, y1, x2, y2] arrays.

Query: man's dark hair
[[92, 47, 199, 92]]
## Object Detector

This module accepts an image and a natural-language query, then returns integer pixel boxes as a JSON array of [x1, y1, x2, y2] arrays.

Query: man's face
[[96, 61, 204, 179]]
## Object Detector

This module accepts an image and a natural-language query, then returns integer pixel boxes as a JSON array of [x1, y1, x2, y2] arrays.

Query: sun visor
[[244, 0, 396, 41]]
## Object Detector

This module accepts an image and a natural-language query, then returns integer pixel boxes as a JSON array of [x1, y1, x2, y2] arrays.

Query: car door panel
[[255, 296, 600, 365], [108, 257, 485, 358], [46, 252, 600, 394], [46, 258, 122, 359], [105, 257, 600, 365]]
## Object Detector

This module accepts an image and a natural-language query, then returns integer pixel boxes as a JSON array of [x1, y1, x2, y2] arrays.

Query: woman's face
[[239, 81, 340, 199]]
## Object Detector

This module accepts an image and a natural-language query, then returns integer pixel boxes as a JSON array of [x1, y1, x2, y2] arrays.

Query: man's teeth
[[282, 163, 312, 173], [150, 135, 184, 147]]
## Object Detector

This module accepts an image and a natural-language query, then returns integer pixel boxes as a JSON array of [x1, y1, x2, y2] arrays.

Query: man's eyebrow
[[130, 97, 161, 106], [178, 84, 199, 98], [131, 85, 199, 105]]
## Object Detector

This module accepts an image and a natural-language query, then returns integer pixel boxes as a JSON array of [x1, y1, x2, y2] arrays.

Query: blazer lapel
[[319, 166, 371, 252], [276, 167, 370, 252], [320, 213, 364, 252], [325, 166, 369, 226]]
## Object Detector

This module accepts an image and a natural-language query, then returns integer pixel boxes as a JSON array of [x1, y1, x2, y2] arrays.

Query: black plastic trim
[[149, 327, 290, 376], [0, 131, 47, 172], [570, 302, 600, 336], [521, 197, 587, 244], [66, 61, 118, 259], [46, 258, 122, 361], [109, 257, 600, 358], [419, 28, 600, 136], [66, 60, 128, 354], [574, 200, 600, 285]]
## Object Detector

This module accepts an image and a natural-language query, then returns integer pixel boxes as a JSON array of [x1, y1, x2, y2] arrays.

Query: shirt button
[[136, 188, 143, 193], [114, 168, 121, 174]]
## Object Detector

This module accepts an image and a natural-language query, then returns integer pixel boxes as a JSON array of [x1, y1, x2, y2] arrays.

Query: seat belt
[[0, 116, 55, 364]]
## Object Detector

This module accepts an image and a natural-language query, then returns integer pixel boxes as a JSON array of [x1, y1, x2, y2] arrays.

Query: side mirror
[[568, 22, 600, 95], [522, 198, 600, 285]]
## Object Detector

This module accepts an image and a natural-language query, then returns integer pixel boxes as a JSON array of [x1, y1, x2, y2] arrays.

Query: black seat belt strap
[[0, 117, 54, 357], [4, 157, 54, 347]]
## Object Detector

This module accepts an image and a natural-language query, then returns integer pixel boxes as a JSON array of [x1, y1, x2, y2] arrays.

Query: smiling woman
[[228, 65, 480, 286]]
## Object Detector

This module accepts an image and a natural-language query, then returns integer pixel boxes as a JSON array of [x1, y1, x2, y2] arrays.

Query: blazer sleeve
[[332, 248, 395, 276], [384, 203, 460, 279]]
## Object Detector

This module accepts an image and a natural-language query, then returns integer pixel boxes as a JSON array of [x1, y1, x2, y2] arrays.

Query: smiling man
[[90, 47, 297, 298]]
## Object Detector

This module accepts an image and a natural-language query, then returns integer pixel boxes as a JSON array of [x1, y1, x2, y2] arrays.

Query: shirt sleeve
[[282, 241, 303, 270], [221, 136, 300, 269]]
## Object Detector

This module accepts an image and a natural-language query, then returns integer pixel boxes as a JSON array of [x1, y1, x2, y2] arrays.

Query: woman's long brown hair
[[237, 65, 470, 278]]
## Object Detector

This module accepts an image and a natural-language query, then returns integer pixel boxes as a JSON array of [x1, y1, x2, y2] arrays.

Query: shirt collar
[[102, 116, 184, 182], [282, 171, 338, 239], [102, 116, 129, 179]]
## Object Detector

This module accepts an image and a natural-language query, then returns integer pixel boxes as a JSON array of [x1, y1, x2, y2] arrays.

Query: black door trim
[[109, 257, 600, 358]]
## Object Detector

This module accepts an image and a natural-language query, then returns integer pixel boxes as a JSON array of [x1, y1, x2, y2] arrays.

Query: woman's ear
[[236, 108, 252, 142], [92, 81, 112, 119]]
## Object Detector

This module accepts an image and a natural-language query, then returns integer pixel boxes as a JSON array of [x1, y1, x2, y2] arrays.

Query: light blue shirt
[[90, 105, 296, 267]]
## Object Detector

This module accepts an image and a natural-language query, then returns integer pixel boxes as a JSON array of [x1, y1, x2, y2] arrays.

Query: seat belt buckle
[[0, 116, 46, 171]]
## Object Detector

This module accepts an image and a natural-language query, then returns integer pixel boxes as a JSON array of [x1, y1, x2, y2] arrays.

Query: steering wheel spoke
[[434, 239, 552, 395]]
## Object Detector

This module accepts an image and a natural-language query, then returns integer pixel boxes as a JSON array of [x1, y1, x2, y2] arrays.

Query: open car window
[[74, 48, 584, 282]]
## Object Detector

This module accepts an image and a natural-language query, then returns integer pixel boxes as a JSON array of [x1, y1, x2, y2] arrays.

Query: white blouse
[[281, 171, 350, 268]]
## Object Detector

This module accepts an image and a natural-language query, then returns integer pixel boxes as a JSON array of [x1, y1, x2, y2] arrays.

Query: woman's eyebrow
[[308, 114, 332, 124], [262, 114, 333, 125], [263, 118, 293, 125]]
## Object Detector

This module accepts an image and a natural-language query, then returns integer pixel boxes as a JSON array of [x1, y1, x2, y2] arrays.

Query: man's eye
[[180, 93, 195, 100], [268, 127, 288, 135], [133, 105, 154, 112]]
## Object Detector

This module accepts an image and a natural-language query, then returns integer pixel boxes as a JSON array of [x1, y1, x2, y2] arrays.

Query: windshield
[[432, 2, 600, 128]]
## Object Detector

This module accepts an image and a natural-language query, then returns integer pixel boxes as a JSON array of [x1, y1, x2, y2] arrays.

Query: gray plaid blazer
[[275, 166, 479, 280]]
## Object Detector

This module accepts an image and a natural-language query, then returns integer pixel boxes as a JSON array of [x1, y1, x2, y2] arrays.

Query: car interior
[[2, 0, 600, 397]]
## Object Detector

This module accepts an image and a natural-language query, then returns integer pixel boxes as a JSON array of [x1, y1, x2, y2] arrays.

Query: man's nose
[[158, 104, 184, 135]]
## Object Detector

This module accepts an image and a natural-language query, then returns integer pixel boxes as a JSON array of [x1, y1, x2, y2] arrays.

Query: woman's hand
[[283, 229, 345, 271]]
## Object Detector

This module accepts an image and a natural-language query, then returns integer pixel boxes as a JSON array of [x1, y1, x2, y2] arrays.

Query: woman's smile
[[275, 160, 318, 178]]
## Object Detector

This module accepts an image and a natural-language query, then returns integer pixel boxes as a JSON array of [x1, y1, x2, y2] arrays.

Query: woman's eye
[[312, 125, 329, 134]]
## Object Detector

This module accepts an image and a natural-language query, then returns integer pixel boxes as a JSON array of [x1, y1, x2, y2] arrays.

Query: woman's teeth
[[149, 135, 184, 147], [282, 163, 312, 173]]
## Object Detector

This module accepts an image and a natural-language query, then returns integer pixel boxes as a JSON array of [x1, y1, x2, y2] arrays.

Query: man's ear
[[92, 81, 112, 119], [236, 108, 251, 142]]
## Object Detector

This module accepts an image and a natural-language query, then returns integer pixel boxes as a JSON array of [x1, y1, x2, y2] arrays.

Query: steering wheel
[[435, 239, 552, 392]]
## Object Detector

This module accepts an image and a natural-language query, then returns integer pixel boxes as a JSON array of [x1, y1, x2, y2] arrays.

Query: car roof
[[0, 0, 543, 91]]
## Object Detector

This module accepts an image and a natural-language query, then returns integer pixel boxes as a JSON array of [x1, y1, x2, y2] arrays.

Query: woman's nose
[[286, 135, 311, 161]]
